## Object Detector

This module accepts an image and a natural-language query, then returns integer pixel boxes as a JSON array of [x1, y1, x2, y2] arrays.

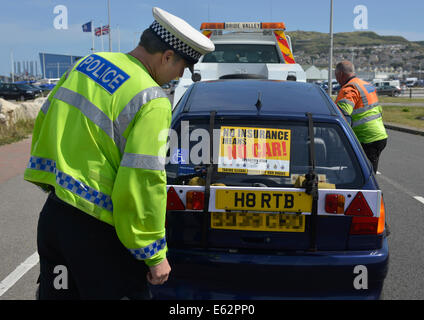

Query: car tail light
[[166, 187, 185, 211], [350, 217, 379, 235], [349, 196, 385, 235], [186, 191, 204, 210], [377, 197, 385, 234], [345, 192, 373, 217], [325, 194, 345, 214]]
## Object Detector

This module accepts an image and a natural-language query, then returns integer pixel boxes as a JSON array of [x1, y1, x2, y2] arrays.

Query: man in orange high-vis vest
[[335, 61, 388, 173]]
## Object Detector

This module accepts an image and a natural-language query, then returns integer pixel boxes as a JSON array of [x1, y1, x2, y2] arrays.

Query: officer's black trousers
[[37, 192, 151, 300], [361, 138, 387, 174]]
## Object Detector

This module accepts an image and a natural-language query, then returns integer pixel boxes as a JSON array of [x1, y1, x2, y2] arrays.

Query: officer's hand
[[147, 258, 171, 285]]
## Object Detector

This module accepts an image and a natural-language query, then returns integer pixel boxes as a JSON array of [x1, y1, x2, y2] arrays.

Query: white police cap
[[149, 7, 215, 67]]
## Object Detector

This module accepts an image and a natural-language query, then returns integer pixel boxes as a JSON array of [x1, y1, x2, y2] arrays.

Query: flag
[[82, 21, 92, 32], [101, 25, 110, 35], [95, 27, 102, 37]]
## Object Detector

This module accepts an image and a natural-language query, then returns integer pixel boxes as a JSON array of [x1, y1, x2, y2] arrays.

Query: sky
[[1, 0, 424, 77]]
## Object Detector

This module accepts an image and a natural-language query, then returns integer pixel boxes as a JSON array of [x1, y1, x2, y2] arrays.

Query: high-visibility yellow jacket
[[335, 76, 388, 144], [24, 52, 171, 266]]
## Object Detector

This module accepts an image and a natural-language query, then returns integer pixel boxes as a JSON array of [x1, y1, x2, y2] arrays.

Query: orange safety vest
[[335, 77, 388, 144]]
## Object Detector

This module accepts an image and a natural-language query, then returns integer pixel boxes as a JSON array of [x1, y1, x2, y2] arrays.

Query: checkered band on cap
[[149, 20, 202, 64]]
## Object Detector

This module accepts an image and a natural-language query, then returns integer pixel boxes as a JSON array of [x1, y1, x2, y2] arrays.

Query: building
[[39, 53, 82, 79], [303, 65, 329, 83]]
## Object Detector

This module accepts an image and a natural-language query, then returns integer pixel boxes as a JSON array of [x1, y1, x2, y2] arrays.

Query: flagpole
[[91, 20, 95, 53], [100, 21, 104, 51], [107, 0, 112, 52], [117, 25, 120, 52]]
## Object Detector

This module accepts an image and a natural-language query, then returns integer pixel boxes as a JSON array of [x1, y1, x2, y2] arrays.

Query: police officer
[[335, 60, 388, 173], [25, 7, 214, 299]]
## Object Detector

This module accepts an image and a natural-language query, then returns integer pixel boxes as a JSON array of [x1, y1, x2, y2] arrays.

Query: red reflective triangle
[[166, 187, 185, 210], [345, 191, 373, 217]]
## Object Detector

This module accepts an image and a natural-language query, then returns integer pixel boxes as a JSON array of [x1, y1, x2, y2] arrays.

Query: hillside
[[285, 30, 424, 72]]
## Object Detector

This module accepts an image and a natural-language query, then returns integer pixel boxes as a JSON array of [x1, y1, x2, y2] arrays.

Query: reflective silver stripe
[[352, 83, 369, 107], [352, 102, 380, 115], [337, 99, 355, 108], [54, 87, 114, 141], [120, 153, 165, 171], [27, 156, 113, 212], [352, 113, 382, 128], [40, 99, 51, 115], [128, 237, 167, 260], [114, 87, 168, 154]]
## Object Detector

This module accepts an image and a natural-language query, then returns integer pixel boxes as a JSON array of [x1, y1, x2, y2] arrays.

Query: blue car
[[151, 80, 389, 300]]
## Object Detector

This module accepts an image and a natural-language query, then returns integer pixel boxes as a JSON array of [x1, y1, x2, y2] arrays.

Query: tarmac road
[[376, 129, 424, 299], [0, 128, 424, 300]]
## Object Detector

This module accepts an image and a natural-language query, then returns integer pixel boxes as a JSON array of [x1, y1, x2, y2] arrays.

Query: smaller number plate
[[211, 212, 305, 232]]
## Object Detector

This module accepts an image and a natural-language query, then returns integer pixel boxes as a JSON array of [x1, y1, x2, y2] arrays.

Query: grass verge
[[0, 119, 35, 146], [382, 105, 424, 129], [379, 96, 424, 104]]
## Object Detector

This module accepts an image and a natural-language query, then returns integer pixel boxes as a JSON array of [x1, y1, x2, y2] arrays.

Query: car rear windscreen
[[166, 120, 364, 189]]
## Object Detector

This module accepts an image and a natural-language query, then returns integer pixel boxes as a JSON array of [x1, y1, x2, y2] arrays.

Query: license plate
[[215, 190, 312, 212], [211, 212, 305, 232]]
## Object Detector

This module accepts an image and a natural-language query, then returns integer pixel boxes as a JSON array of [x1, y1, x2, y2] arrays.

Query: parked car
[[321, 81, 340, 94], [38, 83, 56, 91], [30, 84, 51, 97], [27, 84, 43, 96], [332, 83, 341, 94], [169, 79, 179, 94], [161, 83, 172, 95], [376, 85, 401, 97], [150, 79, 389, 300], [0, 83, 40, 101]]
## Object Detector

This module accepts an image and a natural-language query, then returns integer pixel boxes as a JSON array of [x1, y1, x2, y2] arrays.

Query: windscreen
[[16, 84, 34, 90], [202, 44, 281, 63], [166, 120, 364, 189]]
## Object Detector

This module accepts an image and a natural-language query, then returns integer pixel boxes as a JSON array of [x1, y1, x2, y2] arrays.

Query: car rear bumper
[[150, 238, 389, 300]]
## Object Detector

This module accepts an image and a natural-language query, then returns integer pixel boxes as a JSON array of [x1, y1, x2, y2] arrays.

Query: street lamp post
[[328, 0, 334, 96], [10, 50, 15, 83]]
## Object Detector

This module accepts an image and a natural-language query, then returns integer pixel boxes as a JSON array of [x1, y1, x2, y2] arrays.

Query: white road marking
[[0, 252, 39, 297], [377, 173, 417, 198], [414, 196, 424, 205], [377, 174, 424, 206]]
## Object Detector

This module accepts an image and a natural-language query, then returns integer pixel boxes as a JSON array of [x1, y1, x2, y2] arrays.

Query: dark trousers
[[361, 138, 387, 173], [37, 192, 151, 300]]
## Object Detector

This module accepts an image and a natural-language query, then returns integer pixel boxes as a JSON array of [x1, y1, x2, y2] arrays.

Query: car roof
[[182, 80, 337, 116]]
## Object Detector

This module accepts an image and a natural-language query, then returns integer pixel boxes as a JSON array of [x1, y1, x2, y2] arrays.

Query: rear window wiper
[[303, 112, 319, 252]]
